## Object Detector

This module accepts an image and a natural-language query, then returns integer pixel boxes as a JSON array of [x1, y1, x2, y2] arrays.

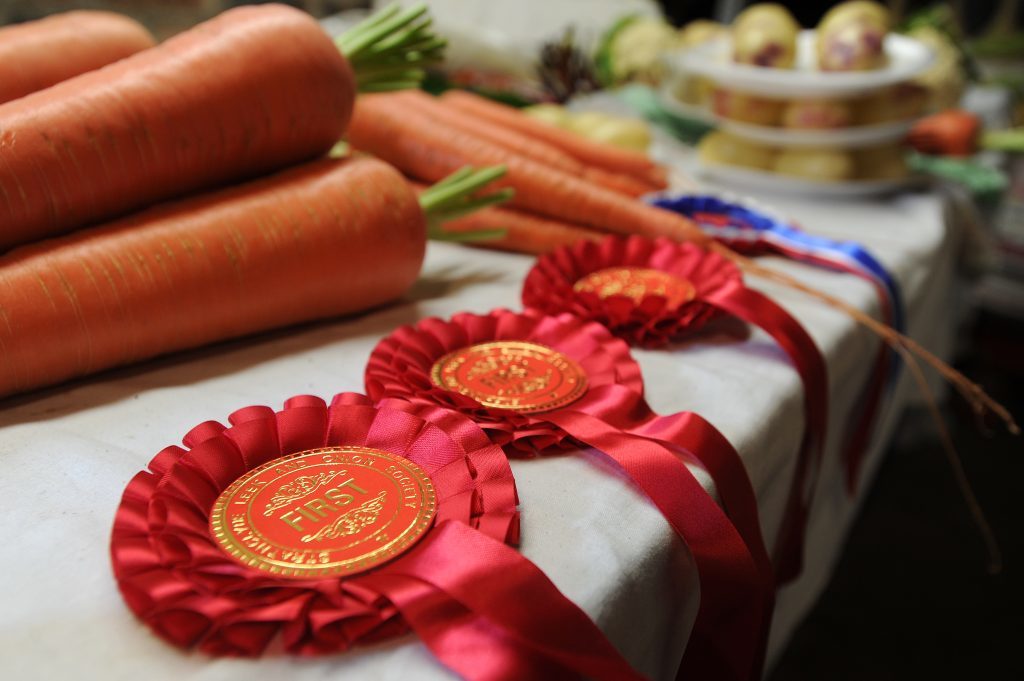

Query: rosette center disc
[[574, 267, 696, 309], [430, 340, 588, 414], [210, 446, 436, 579]]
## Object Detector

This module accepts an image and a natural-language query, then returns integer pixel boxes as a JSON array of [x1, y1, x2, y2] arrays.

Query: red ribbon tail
[[369, 521, 648, 681], [629, 410, 776, 674], [705, 284, 829, 585], [544, 410, 769, 681], [627, 409, 775, 585]]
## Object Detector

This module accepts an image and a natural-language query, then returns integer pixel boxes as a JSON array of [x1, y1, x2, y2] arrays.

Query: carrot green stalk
[[0, 157, 426, 400], [337, 3, 445, 92], [0, 11, 156, 105], [0, 3, 443, 251], [420, 166, 514, 241]]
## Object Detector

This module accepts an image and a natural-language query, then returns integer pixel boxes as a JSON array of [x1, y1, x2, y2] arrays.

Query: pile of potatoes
[[679, 1, 927, 130], [683, 2, 913, 182], [698, 131, 908, 182]]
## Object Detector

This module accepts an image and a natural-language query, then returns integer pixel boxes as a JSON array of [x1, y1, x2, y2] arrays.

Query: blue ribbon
[[650, 194, 905, 333]]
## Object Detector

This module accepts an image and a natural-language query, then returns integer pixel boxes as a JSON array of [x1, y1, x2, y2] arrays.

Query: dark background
[[658, 0, 1018, 34], [768, 308, 1024, 680]]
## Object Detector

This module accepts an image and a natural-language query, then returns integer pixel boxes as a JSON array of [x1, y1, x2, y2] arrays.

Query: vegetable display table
[[0, 186, 958, 679]]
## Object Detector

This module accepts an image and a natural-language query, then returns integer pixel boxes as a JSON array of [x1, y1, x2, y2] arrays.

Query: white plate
[[657, 81, 915, 148], [695, 160, 924, 198], [716, 117, 914, 148], [669, 30, 933, 99], [655, 84, 718, 123]]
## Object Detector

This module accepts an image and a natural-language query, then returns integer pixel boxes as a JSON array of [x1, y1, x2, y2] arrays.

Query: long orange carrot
[[396, 90, 657, 197], [442, 206, 603, 254], [0, 157, 426, 399], [349, 93, 707, 245], [441, 89, 668, 188], [0, 3, 440, 252], [410, 179, 601, 254], [0, 11, 155, 105]]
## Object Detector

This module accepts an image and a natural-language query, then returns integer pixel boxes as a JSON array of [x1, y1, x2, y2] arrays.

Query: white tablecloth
[[0, 177, 958, 680]]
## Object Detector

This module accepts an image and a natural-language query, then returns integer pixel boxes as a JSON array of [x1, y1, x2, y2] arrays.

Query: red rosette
[[110, 393, 514, 655], [523, 235, 830, 586], [110, 393, 644, 680], [365, 309, 642, 455], [522, 236, 742, 348], [366, 310, 776, 681]]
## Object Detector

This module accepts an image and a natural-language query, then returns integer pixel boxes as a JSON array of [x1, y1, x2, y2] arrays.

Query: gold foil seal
[[573, 267, 696, 309], [430, 340, 588, 414], [209, 446, 436, 579]]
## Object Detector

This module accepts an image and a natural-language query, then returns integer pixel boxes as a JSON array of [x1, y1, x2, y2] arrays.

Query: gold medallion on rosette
[[430, 340, 588, 414], [210, 446, 436, 579], [573, 267, 697, 309]]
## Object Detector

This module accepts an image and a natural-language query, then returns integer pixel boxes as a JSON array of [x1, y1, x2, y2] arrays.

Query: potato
[[732, 3, 800, 68], [673, 75, 716, 107], [565, 112, 651, 152], [680, 19, 726, 48], [856, 145, 907, 179], [781, 99, 853, 129], [773, 147, 854, 180], [852, 83, 928, 125], [713, 87, 785, 126], [523, 103, 571, 128], [816, 1, 890, 71], [605, 17, 680, 84], [698, 131, 775, 169]]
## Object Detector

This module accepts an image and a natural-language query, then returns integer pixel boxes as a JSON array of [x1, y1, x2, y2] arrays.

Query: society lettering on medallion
[[209, 446, 436, 579], [574, 267, 696, 309], [430, 340, 588, 414]]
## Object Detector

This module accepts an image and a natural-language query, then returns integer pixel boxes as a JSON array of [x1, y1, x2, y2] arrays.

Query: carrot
[[440, 205, 603, 254], [396, 90, 657, 197], [908, 109, 981, 157], [0, 157, 426, 399], [409, 179, 600, 254], [0, 3, 441, 252], [441, 89, 668, 188], [348, 93, 707, 245], [0, 11, 156, 105]]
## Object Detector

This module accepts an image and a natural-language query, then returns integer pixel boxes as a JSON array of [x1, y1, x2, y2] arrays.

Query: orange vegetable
[[438, 204, 602, 254], [397, 90, 656, 197], [349, 94, 706, 245], [0, 4, 352, 252], [908, 109, 980, 157], [441, 89, 668, 188], [0, 157, 425, 399], [0, 2, 442, 252], [0, 11, 156, 105]]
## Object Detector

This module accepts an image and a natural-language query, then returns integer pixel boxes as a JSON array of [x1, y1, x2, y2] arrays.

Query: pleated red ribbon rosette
[[522, 235, 829, 585], [110, 393, 646, 681], [365, 310, 773, 681]]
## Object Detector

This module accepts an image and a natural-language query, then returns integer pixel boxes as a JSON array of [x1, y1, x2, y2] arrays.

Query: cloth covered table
[[0, 180, 959, 679]]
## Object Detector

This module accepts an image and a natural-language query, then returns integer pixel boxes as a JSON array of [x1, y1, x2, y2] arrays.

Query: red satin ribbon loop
[[111, 393, 643, 679], [366, 310, 774, 681], [367, 520, 648, 681], [523, 235, 830, 587], [543, 410, 768, 681], [704, 284, 829, 584]]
